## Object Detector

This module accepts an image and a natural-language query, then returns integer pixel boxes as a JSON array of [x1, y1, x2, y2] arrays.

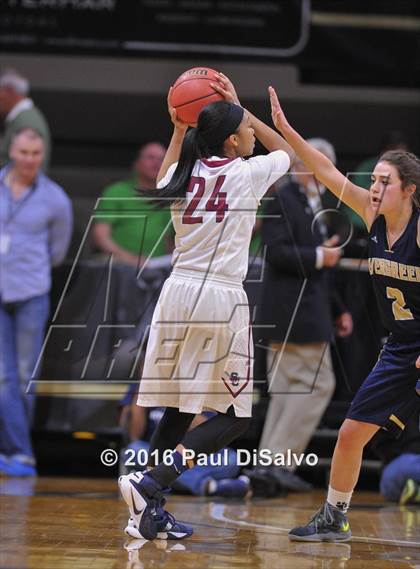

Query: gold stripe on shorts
[[389, 414, 405, 431]]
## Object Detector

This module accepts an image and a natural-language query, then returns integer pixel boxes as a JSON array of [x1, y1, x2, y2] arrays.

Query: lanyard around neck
[[2, 173, 37, 225]]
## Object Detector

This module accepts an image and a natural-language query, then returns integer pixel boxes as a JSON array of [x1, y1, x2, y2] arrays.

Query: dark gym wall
[[1, 54, 418, 192]]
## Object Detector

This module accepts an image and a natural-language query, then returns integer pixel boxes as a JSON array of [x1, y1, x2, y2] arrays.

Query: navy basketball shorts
[[346, 337, 420, 435]]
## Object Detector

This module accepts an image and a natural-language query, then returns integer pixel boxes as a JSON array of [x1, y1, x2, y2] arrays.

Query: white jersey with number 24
[[158, 150, 290, 282]]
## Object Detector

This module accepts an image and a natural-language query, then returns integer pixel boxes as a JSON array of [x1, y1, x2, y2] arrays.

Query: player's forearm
[[93, 228, 139, 264], [157, 127, 186, 184], [278, 122, 340, 196], [247, 110, 295, 162]]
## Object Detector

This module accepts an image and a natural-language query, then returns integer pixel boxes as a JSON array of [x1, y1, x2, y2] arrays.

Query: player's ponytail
[[152, 127, 203, 203], [139, 101, 244, 206], [379, 150, 420, 211]]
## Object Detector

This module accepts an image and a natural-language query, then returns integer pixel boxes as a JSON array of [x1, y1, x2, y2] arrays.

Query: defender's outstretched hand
[[269, 86, 289, 133], [211, 72, 241, 106], [167, 87, 188, 132]]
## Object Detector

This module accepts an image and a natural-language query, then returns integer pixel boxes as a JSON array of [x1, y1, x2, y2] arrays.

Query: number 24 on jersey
[[183, 176, 228, 224]]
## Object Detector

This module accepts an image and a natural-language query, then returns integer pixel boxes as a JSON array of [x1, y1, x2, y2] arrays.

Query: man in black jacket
[[257, 138, 353, 492]]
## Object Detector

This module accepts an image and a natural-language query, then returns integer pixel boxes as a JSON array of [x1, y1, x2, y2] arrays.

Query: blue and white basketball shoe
[[118, 472, 159, 540], [119, 471, 193, 540]]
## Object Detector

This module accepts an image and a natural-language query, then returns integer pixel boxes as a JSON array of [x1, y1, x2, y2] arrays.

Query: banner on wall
[[0, 0, 309, 57]]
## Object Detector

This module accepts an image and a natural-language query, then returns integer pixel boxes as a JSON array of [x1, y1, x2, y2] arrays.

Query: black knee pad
[[224, 406, 251, 439], [181, 412, 251, 456], [204, 414, 251, 453], [233, 416, 252, 439]]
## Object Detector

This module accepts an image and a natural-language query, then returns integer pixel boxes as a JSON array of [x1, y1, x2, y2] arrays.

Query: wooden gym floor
[[0, 477, 418, 569]]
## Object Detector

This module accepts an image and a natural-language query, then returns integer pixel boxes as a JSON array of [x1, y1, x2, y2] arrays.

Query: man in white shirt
[[0, 69, 51, 171]]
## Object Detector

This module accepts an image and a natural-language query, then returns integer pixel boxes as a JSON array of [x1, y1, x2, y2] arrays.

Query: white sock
[[327, 485, 353, 513]]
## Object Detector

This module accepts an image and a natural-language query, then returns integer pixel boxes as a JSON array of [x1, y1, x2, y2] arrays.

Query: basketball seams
[[174, 91, 222, 109], [173, 76, 218, 87]]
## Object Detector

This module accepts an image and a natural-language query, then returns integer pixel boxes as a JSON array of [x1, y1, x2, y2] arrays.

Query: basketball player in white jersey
[[118, 74, 294, 541]]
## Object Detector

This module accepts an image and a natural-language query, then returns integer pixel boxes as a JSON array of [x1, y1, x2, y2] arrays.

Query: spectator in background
[[371, 411, 420, 505], [255, 138, 353, 493], [92, 142, 172, 266], [0, 69, 51, 172], [0, 128, 72, 477]]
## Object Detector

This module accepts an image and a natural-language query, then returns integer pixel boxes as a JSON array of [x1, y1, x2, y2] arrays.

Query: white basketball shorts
[[138, 268, 253, 417]]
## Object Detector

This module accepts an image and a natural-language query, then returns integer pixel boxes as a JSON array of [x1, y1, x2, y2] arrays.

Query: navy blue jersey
[[368, 209, 420, 341]]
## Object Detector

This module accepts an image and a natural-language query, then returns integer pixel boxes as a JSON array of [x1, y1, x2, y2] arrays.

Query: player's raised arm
[[156, 87, 188, 185], [247, 110, 295, 163], [211, 73, 295, 164], [268, 86, 372, 227]]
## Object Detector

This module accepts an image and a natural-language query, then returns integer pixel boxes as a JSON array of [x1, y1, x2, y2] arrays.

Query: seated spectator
[[92, 142, 172, 266], [119, 383, 250, 498], [0, 128, 72, 477], [254, 138, 353, 494], [0, 69, 51, 171], [371, 411, 420, 505]]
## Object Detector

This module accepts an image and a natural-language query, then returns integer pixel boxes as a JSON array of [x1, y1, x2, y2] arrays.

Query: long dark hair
[[379, 150, 420, 210], [139, 101, 243, 205]]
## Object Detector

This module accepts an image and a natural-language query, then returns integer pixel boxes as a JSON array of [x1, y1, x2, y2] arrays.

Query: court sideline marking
[[210, 504, 420, 548]]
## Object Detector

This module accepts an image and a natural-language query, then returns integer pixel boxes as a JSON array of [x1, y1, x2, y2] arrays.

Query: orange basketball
[[169, 67, 224, 126]]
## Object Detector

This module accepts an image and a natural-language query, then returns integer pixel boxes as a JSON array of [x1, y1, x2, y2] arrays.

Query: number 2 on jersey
[[386, 287, 414, 321], [183, 175, 228, 224]]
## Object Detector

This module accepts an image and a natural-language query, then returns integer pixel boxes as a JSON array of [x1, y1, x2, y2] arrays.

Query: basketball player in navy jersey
[[268, 86, 420, 542]]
